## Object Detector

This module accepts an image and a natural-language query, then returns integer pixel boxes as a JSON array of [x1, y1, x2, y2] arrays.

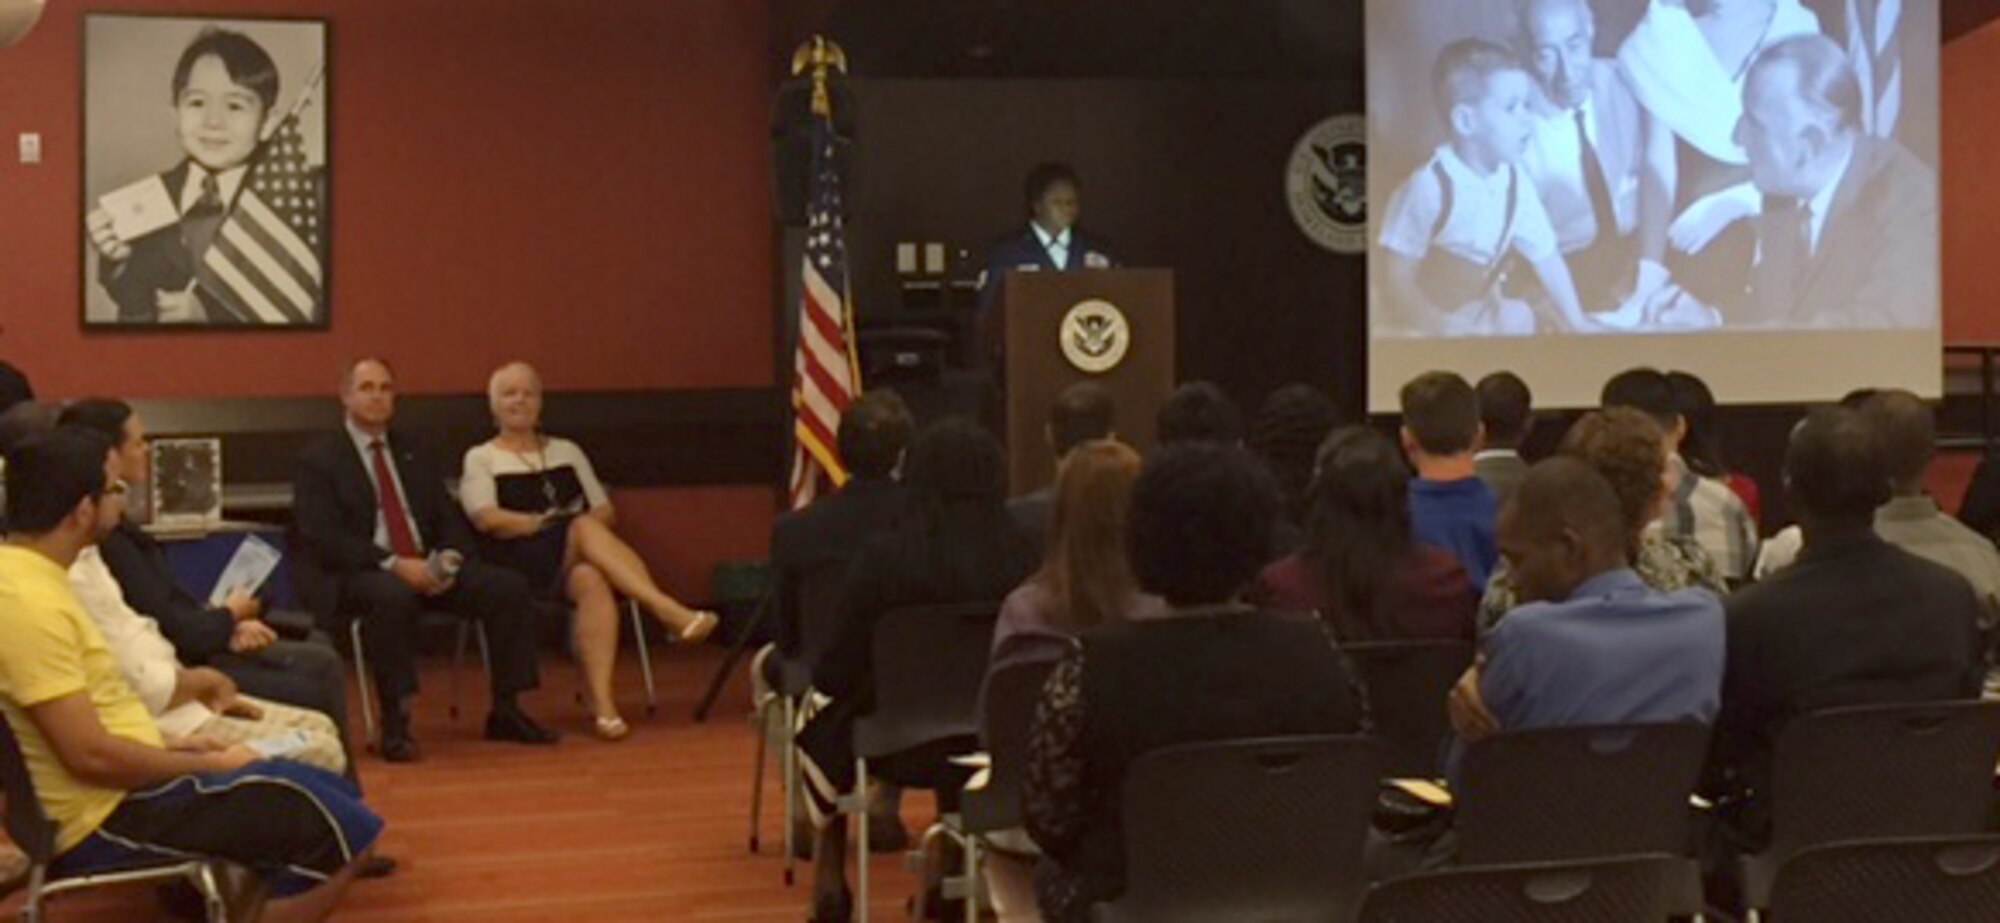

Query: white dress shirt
[[1031, 222, 1072, 270], [176, 163, 249, 213], [67, 547, 213, 737], [346, 417, 426, 559]]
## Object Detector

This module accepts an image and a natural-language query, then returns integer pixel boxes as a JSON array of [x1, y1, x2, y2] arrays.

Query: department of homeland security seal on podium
[[1287, 114, 1368, 255], [1060, 299, 1130, 374]]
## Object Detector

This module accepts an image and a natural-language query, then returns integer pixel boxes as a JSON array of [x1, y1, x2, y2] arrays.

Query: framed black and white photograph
[[82, 13, 328, 329], [149, 437, 224, 529]]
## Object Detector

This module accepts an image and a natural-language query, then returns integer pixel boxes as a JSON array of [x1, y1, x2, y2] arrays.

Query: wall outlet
[[17, 133, 40, 165]]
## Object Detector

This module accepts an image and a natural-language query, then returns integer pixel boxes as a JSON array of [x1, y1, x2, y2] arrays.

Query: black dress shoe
[[807, 886, 853, 923], [485, 706, 559, 745], [357, 854, 399, 879], [380, 731, 422, 764]]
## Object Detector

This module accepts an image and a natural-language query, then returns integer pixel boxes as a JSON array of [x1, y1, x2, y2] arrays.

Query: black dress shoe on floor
[[380, 731, 422, 764], [358, 855, 399, 879], [485, 706, 559, 745]]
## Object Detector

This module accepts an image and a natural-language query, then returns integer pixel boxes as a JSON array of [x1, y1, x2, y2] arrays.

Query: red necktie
[[369, 440, 422, 558]]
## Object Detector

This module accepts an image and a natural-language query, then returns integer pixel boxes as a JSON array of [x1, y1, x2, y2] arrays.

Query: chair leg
[[350, 620, 376, 751], [195, 863, 228, 923], [963, 833, 981, 923], [855, 756, 870, 923], [629, 600, 657, 716], [22, 864, 45, 923], [782, 695, 799, 886], [750, 698, 771, 854]]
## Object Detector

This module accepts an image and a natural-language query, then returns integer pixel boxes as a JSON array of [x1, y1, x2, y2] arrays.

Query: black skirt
[[480, 525, 571, 599]]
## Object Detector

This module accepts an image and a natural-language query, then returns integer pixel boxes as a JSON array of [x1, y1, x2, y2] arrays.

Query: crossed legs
[[560, 516, 716, 730]]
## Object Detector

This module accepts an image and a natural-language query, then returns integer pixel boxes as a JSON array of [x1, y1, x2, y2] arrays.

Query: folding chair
[[1767, 834, 2000, 922], [1340, 639, 1473, 777], [1740, 700, 2000, 920], [747, 562, 846, 885], [848, 603, 1000, 922], [1359, 854, 1683, 922], [350, 612, 490, 749], [1094, 735, 1389, 923], [1, 719, 236, 923]]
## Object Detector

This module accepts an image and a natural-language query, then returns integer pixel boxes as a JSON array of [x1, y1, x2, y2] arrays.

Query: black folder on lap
[[494, 466, 587, 516]]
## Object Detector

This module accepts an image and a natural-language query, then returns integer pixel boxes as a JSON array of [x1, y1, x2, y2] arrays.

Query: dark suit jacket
[[293, 427, 474, 621], [99, 161, 203, 324], [977, 225, 1118, 360], [98, 520, 238, 664], [768, 477, 910, 658], [1704, 530, 1985, 843], [1748, 136, 1937, 328]]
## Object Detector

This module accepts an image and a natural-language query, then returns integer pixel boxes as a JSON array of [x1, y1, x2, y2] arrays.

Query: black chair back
[[1769, 835, 2000, 922], [963, 657, 1060, 834], [792, 561, 849, 666], [853, 603, 999, 759], [1358, 854, 1681, 922], [1768, 701, 2000, 858], [1097, 735, 1388, 923], [1456, 722, 1709, 865], [1340, 639, 1472, 777], [0, 716, 56, 862]]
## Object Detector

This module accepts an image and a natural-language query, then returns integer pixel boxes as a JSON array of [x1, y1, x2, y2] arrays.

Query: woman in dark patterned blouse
[[1022, 444, 1365, 922]]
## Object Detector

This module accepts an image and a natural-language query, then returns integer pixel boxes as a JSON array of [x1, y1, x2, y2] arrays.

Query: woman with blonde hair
[[461, 361, 717, 741]]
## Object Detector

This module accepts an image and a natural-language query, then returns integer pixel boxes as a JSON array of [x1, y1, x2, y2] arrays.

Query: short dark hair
[[56, 399, 134, 446], [1476, 372, 1533, 448], [1128, 444, 1281, 606], [836, 389, 915, 480], [1601, 368, 1680, 430], [1860, 389, 1934, 492], [172, 28, 280, 114], [1509, 456, 1629, 554], [1433, 38, 1525, 124], [1049, 382, 1116, 457], [1157, 382, 1244, 446], [341, 357, 396, 393], [1400, 371, 1479, 455], [1024, 161, 1081, 210], [1786, 407, 1889, 526], [0, 361, 32, 416], [0, 402, 58, 456], [1248, 384, 1343, 524], [4, 427, 113, 535], [1665, 371, 1724, 477]]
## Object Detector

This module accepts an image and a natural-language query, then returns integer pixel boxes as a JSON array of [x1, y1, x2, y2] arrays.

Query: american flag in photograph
[[196, 114, 323, 325], [788, 110, 861, 509]]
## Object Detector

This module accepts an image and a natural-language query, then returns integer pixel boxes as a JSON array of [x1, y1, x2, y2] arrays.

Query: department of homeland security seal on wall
[[1059, 299, 1130, 374], [1286, 114, 1368, 255]]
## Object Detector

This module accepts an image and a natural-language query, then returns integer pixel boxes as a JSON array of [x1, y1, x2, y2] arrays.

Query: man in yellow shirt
[[0, 428, 380, 921]]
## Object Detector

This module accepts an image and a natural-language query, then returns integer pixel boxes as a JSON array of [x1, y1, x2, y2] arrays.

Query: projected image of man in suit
[[1736, 33, 1936, 329]]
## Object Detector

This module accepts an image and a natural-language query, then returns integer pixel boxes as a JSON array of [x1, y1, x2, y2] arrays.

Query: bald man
[[1516, 0, 1676, 313], [1738, 34, 1936, 328], [1448, 457, 1723, 777]]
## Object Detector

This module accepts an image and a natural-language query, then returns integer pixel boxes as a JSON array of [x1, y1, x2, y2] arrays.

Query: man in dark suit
[[1008, 381, 1116, 552], [1704, 408, 1984, 851], [294, 358, 554, 762], [1474, 371, 1533, 503], [976, 162, 1119, 363], [1738, 34, 1937, 329]]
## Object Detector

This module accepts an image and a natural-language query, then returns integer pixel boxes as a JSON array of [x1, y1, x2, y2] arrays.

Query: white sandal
[[593, 715, 631, 741], [676, 611, 720, 644]]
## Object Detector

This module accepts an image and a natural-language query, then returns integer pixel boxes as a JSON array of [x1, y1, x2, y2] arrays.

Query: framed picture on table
[[150, 437, 223, 530]]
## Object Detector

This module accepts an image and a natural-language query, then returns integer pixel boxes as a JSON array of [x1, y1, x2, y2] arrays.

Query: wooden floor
[[2, 643, 931, 922]]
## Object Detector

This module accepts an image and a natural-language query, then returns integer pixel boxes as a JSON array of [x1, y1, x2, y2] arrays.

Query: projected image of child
[[1376, 40, 1605, 337]]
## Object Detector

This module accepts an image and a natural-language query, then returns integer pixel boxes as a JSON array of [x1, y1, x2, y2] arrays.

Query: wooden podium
[[1004, 268, 1175, 494]]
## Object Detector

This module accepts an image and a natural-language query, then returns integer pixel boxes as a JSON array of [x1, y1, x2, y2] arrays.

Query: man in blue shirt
[[1449, 457, 1724, 774], [1401, 371, 1501, 590]]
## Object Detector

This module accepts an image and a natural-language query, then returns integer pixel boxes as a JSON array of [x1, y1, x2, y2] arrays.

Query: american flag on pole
[[196, 99, 324, 325], [787, 88, 862, 509]]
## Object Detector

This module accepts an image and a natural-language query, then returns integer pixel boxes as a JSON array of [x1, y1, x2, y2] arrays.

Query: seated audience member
[[796, 417, 1038, 922], [0, 428, 379, 919], [1480, 408, 1724, 630], [0, 401, 60, 523], [1010, 381, 1116, 548], [1449, 457, 1725, 776], [1399, 371, 1501, 590], [992, 439, 1160, 680], [1602, 368, 1758, 580], [1669, 371, 1761, 521], [1023, 443, 1365, 922], [1155, 381, 1244, 447], [1258, 426, 1476, 642], [1473, 372, 1533, 502], [1246, 383, 1343, 552], [461, 362, 717, 742], [1751, 388, 1877, 578], [58, 400, 351, 746], [293, 358, 553, 763], [0, 360, 31, 416], [1705, 407, 1986, 851]]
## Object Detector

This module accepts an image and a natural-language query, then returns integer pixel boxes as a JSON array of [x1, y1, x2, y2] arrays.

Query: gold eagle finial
[[790, 36, 849, 119]]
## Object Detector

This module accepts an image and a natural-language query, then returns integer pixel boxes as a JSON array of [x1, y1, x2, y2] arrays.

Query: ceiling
[[776, 0, 2000, 80]]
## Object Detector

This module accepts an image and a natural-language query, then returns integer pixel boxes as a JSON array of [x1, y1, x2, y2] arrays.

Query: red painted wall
[[1944, 19, 2000, 344], [0, 0, 779, 598]]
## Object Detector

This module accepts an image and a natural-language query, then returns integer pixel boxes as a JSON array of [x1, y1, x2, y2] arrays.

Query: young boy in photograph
[[1377, 39, 1600, 337], [85, 29, 282, 324]]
